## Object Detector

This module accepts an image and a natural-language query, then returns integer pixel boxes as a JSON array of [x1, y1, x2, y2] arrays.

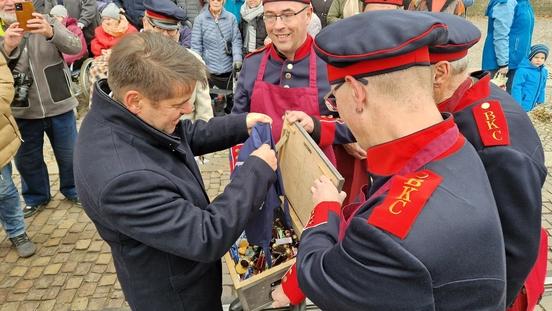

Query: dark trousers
[[15, 110, 78, 205]]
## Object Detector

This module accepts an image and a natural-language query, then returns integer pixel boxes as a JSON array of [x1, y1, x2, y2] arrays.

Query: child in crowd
[[50, 5, 88, 66], [91, 3, 137, 57], [512, 44, 549, 112]]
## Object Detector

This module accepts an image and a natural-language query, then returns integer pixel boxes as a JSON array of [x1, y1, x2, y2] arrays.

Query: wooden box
[[223, 122, 344, 311]]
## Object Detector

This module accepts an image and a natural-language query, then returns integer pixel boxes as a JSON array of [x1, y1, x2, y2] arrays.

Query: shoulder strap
[[7, 36, 27, 71], [215, 20, 227, 42]]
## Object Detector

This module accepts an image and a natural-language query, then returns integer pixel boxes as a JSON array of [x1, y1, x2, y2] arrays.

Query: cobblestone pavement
[[1, 16, 552, 311]]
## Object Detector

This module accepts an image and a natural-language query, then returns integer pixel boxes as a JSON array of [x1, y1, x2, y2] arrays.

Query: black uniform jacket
[[74, 80, 276, 311], [438, 71, 547, 305], [296, 117, 507, 310]]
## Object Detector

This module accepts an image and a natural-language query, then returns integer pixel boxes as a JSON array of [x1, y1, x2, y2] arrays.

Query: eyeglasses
[[263, 6, 309, 24], [146, 17, 181, 36], [324, 78, 368, 112]]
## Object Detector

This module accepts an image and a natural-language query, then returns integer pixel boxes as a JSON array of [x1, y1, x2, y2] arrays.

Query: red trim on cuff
[[282, 264, 306, 305], [305, 201, 342, 230], [318, 117, 336, 147]]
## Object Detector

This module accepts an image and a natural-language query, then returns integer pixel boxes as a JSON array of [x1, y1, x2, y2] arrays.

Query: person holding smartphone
[[0, 0, 82, 218]]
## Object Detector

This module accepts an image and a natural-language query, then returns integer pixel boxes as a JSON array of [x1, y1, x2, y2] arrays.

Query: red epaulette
[[245, 45, 269, 59], [367, 170, 442, 239], [471, 100, 510, 147]]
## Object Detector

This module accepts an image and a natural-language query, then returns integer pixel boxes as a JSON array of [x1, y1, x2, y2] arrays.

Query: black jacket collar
[[91, 79, 186, 153]]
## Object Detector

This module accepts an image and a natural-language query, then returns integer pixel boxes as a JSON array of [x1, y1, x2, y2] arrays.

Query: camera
[[11, 71, 34, 108], [224, 40, 233, 56]]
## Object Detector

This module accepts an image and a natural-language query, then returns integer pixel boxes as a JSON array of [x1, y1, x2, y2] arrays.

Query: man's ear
[[123, 90, 143, 115], [345, 75, 366, 113], [433, 61, 451, 87]]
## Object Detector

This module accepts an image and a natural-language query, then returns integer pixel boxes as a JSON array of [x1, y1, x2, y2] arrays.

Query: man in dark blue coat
[[273, 11, 507, 310], [429, 13, 547, 310], [74, 32, 277, 311]]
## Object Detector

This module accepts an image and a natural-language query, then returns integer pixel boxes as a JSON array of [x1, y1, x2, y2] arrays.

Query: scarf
[[240, 3, 264, 52]]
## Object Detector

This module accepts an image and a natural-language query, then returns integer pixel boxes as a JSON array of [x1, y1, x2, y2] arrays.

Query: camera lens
[[15, 3, 22, 10]]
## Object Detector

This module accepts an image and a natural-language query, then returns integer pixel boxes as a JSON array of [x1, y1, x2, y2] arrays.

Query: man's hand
[[342, 143, 367, 160], [27, 13, 54, 39], [497, 66, 509, 75], [251, 144, 277, 171], [246, 112, 272, 134], [3, 23, 24, 55], [271, 284, 290, 308], [311, 176, 346, 206], [284, 111, 314, 133], [233, 61, 242, 72]]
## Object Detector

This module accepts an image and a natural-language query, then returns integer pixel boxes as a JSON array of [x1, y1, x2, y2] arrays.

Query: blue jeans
[[0, 163, 25, 238], [15, 111, 78, 205]]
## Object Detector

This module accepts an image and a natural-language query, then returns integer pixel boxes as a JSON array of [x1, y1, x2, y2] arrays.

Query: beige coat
[[0, 53, 19, 168]]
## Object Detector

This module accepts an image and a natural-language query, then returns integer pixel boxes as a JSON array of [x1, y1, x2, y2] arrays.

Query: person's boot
[[9, 232, 36, 258]]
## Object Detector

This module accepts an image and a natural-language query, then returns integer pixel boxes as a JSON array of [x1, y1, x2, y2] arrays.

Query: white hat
[[50, 5, 68, 18], [101, 3, 121, 21]]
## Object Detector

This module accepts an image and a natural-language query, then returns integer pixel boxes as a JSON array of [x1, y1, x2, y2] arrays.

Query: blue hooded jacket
[[482, 0, 534, 71], [511, 58, 548, 111]]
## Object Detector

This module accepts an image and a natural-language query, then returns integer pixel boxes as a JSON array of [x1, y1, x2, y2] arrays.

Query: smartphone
[[15, 2, 35, 32]]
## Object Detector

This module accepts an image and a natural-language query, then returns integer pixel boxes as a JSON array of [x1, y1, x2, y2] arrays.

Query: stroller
[[210, 65, 241, 116]]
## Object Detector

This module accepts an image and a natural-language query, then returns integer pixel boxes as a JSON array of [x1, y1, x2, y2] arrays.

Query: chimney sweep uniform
[[280, 11, 507, 310], [429, 13, 547, 310]]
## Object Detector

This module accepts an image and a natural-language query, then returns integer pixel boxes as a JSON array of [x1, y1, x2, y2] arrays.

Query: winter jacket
[[91, 21, 138, 57], [327, 0, 364, 25], [62, 17, 88, 64], [239, 10, 266, 54], [0, 54, 18, 169], [76, 79, 275, 311], [191, 8, 242, 75], [0, 17, 82, 119], [311, 0, 333, 27], [482, 0, 534, 71], [224, 0, 245, 23], [179, 25, 193, 48], [511, 58, 548, 111], [180, 0, 202, 24], [40, 0, 99, 42]]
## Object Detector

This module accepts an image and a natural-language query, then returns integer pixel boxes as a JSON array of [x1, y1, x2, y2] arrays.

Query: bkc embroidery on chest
[[472, 101, 510, 147], [368, 170, 442, 239]]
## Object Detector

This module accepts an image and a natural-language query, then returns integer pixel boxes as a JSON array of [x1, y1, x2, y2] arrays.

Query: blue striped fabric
[[191, 9, 243, 75]]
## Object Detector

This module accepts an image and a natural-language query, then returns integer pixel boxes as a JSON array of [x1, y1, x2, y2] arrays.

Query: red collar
[[366, 116, 463, 176], [269, 35, 313, 62], [437, 72, 491, 113]]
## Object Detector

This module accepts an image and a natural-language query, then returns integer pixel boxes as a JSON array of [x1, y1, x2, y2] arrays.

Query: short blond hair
[[108, 32, 208, 102]]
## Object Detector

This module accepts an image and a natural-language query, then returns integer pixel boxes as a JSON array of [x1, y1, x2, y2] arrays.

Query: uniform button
[[287, 64, 293, 70], [283, 85, 290, 88], [284, 72, 292, 80], [481, 102, 490, 109]]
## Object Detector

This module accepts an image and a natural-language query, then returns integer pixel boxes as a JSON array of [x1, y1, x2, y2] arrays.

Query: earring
[[355, 107, 363, 113]]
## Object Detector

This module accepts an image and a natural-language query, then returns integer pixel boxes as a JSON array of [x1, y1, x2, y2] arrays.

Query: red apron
[[507, 228, 548, 311], [249, 45, 335, 163], [338, 126, 459, 240]]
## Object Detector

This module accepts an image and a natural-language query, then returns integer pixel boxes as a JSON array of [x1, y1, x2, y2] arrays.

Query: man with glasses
[[232, 0, 365, 201], [273, 10, 507, 309]]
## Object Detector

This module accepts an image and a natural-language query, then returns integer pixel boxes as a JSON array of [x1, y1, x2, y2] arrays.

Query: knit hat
[[529, 44, 549, 61], [50, 5, 68, 18], [102, 3, 121, 21]]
